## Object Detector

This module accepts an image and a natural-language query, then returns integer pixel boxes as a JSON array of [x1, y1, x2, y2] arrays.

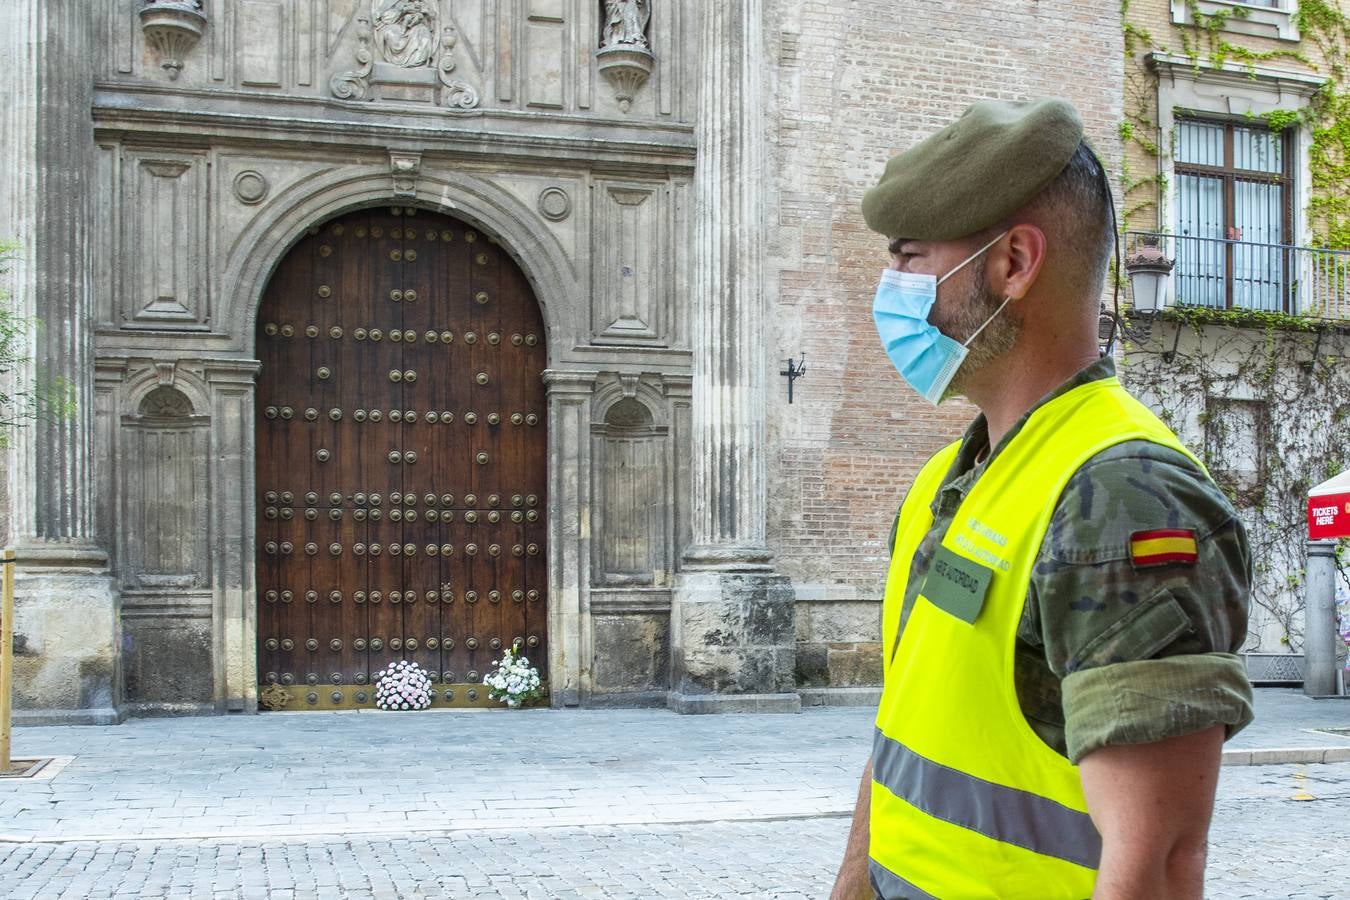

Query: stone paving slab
[[1, 781, 1347, 900], [1220, 689, 1350, 766], [0, 708, 871, 843], [1, 690, 1348, 844], [0, 696, 1348, 897]]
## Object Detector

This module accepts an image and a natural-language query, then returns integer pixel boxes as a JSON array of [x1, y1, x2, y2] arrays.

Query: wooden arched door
[[255, 206, 548, 709]]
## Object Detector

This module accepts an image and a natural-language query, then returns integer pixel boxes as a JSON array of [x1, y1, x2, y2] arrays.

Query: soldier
[[830, 99, 1254, 899]]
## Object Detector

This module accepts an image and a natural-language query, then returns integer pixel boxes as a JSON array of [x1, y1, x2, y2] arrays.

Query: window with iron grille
[[1173, 117, 1294, 311]]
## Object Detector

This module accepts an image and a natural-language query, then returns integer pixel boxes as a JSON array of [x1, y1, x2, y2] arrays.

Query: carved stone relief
[[591, 384, 670, 587], [140, 384, 194, 417], [389, 151, 422, 198], [373, 0, 438, 67], [120, 383, 210, 589], [330, 2, 481, 108], [592, 181, 664, 344], [330, 15, 376, 100]]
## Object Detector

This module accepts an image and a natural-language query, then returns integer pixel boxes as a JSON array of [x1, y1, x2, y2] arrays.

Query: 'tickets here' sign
[[1309, 470, 1350, 541]]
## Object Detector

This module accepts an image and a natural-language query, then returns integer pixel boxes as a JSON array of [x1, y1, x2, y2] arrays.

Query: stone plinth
[[669, 569, 798, 714], [10, 556, 121, 726]]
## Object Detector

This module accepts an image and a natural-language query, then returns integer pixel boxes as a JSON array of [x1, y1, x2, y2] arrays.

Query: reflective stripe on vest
[[870, 858, 939, 900], [869, 377, 1203, 900], [872, 728, 1102, 870]]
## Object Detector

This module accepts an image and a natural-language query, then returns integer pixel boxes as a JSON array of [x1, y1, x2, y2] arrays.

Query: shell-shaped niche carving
[[604, 396, 654, 429], [138, 1, 208, 81], [139, 385, 195, 418]]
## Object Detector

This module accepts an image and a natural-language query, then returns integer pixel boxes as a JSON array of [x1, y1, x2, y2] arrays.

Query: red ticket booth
[[1309, 470, 1350, 540], [1307, 471, 1350, 695]]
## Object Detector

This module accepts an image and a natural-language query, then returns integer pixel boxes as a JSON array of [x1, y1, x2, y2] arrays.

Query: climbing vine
[[1116, 2, 1350, 652], [1120, 319, 1350, 651], [1119, 0, 1350, 248], [0, 241, 34, 449]]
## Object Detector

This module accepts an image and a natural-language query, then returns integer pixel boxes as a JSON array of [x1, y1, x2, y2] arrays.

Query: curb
[[1222, 746, 1350, 766]]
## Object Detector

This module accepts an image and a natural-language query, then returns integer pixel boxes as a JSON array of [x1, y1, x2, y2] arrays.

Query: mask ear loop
[[936, 229, 1011, 287], [960, 295, 1014, 349]]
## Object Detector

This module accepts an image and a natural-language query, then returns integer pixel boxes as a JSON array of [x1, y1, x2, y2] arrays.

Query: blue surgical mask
[[872, 231, 1012, 405]]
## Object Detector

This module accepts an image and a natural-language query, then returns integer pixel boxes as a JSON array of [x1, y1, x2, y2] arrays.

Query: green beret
[[861, 98, 1085, 241]]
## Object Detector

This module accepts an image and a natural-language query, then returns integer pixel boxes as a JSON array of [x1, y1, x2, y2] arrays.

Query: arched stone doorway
[[254, 205, 548, 709]]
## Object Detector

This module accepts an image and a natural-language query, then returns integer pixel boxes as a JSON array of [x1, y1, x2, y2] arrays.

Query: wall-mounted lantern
[[1124, 236, 1174, 315]]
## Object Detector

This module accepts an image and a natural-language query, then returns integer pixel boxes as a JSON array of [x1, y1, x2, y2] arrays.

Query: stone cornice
[[92, 84, 697, 172], [1148, 52, 1328, 101]]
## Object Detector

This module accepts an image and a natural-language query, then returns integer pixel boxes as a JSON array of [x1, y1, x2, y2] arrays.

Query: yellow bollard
[[1, 548, 13, 774]]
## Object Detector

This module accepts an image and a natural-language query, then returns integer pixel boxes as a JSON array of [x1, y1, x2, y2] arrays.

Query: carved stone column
[[0, 0, 121, 724], [544, 370, 598, 708], [668, 0, 797, 714]]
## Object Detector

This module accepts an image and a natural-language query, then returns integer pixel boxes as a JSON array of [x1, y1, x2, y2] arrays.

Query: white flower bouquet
[[482, 643, 543, 708], [373, 659, 432, 710]]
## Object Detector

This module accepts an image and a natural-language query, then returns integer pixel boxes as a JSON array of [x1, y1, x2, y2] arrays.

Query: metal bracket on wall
[[780, 353, 806, 404]]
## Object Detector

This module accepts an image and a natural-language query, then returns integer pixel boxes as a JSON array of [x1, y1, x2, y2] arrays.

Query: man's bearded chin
[[935, 264, 1020, 400]]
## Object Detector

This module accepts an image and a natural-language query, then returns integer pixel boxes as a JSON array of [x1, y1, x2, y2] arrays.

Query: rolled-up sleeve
[[1028, 441, 1256, 763]]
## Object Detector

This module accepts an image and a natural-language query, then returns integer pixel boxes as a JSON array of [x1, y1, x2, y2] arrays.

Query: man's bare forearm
[[831, 757, 873, 900], [1080, 726, 1223, 900]]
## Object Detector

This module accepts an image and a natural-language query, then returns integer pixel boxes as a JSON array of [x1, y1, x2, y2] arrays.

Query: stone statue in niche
[[374, 0, 438, 67], [601, 0, 651, 50]]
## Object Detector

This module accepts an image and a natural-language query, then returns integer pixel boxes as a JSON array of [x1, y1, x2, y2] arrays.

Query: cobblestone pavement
[[0, 819, 847, 900], [0, 695, 1346, 898]]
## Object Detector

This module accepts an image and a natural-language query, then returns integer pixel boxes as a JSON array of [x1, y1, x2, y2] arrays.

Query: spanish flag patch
[[1129, 529, 1199, 567]]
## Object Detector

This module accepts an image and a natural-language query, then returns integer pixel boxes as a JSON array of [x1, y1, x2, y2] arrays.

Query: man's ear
[[992, 223, 1047, 301]]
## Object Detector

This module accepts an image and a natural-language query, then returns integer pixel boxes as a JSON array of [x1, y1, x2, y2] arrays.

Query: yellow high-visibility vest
[[869, 376, 1201, 900]]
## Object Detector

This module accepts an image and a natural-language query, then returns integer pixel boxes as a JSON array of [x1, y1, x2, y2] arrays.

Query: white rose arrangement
[[374, 659, 432, 710], [483, 643, 543, 708]]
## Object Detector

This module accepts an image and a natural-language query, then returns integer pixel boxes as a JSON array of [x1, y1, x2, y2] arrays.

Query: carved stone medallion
[[538, 187, 573, 222], [233, 171, 270, 205]]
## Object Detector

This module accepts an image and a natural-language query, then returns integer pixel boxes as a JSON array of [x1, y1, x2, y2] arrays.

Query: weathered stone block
[[795, 642, 829, 687], [679, 595, 745, 648], [746, 593, 796, 645], [670, 570, 797, 704], [591, 613, 670, 693], [123, 619, 214, 704], [827, 642, 883, 687], [801, 601, 882, 644], [11, 569, 122, 725]]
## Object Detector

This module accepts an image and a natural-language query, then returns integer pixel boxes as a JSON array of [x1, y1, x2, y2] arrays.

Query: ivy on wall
[[1120, 0, 1350, 249], [1121, 318, 1350, 649], [1117, 3, 1350, 652]]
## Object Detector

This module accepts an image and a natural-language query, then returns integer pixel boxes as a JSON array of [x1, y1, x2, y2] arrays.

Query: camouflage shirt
[[892, 357, 1254, 762]]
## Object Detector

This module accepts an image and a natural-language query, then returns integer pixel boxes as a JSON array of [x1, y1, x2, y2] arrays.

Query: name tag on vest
[[919, 545, 994, 624]]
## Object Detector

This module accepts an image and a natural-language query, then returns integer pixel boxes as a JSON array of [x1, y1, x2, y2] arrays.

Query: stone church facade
[[0, 0, 1121, 723]]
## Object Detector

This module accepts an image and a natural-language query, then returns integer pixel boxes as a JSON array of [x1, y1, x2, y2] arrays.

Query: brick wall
[[763, 0, 1124, 687]]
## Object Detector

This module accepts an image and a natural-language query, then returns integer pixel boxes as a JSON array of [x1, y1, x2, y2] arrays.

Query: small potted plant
[[483, 641, 543, 708]]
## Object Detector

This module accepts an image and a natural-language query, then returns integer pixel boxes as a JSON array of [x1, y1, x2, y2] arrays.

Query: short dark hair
[[1028, 141, 1114, 303]]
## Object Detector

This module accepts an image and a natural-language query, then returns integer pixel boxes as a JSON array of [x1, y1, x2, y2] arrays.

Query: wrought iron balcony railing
[[1124, 232, 1350, 322]]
